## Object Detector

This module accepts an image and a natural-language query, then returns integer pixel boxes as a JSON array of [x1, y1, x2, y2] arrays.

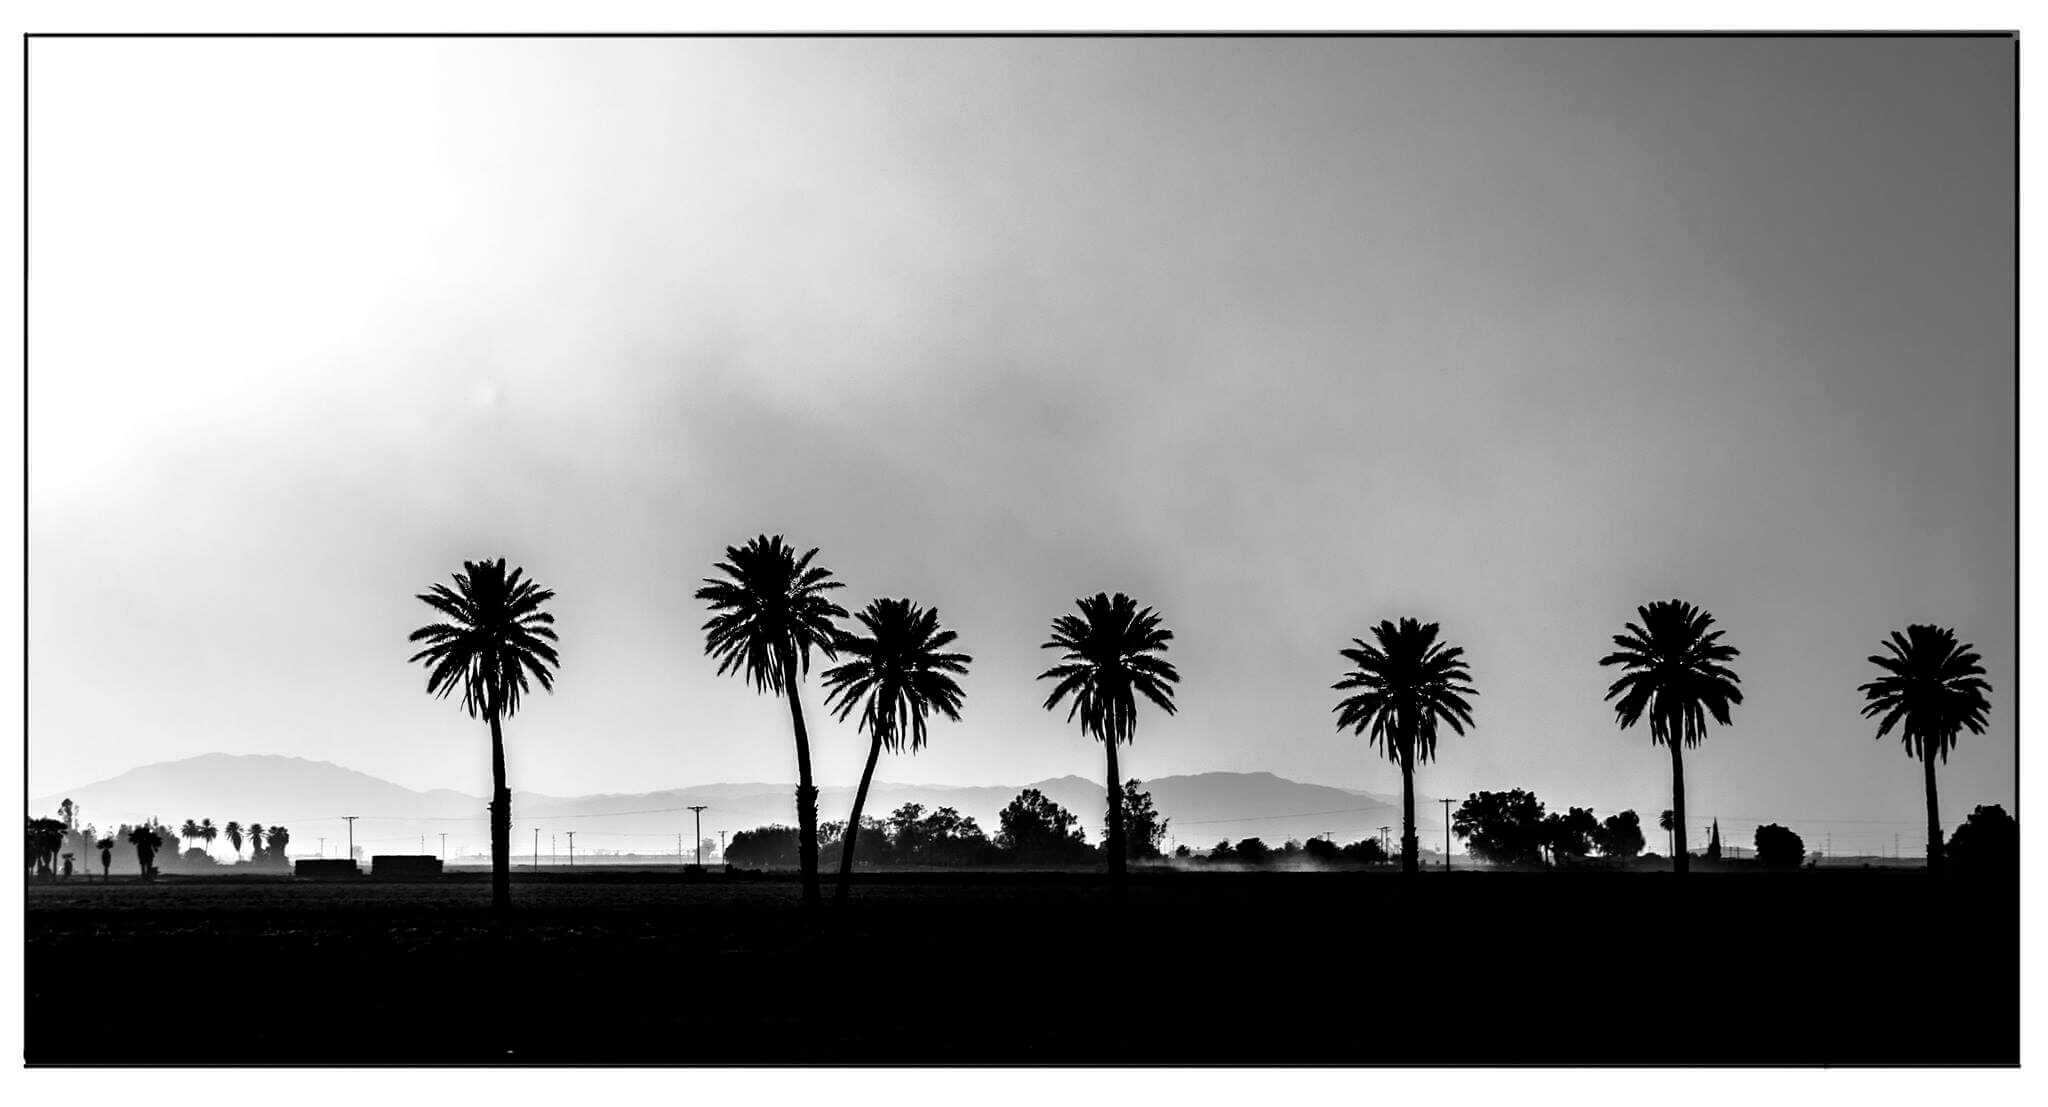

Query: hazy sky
[[29, 37, 2014, 850]]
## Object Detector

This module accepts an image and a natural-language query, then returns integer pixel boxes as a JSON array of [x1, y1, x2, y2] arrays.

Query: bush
[[1753, 823, 1805, 869]]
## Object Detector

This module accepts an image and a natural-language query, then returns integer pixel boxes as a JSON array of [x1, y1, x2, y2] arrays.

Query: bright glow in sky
[[29, 38, 2014, 850]]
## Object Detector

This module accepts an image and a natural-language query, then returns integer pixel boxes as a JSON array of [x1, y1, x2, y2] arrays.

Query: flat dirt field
[[25, 869, 2017, 1065]]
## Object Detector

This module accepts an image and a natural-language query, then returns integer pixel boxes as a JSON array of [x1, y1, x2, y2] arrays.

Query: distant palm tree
[[697, 535, 847, 908], [1857, 624, 1992, 876], [247, 822, 265, 863], [821, 597, 971, 904], [1600, 600, 1742, 876], [1333, 618, 1478, 875], [408, 558, 561, 913], [1658, 808, 1675, 857], [225, 821, 244, 861], [126, 824, 164, 878], [1038, 592, 1181, 895], [179, 819, 200, 854], [199, 818, 217, 858]]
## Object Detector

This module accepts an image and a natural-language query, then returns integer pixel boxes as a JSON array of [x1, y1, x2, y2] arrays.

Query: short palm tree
[[1038, 592, 1181, 894], [1333, 618, 1478, 875], [1857, 624, 1992, 875], [246, 822, 264, 862], [821, 597, 971, 904], [179, 819, 200, 854], [408, 557, 561, 913], [225, 821, 244, 861], [697, 535, 847, 908], [1599, 600, 1742, 876]]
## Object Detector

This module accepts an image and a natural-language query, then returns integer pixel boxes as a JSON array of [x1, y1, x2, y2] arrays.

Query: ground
[[24, 868, 2017, 1065]]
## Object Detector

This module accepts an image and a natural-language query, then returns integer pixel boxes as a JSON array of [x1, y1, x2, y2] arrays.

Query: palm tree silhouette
[[225, 821, 244, 862], [247, 822, 265, 863], [179, 819, 200, 854], [199, 818, 217, 858], [820, 597, 971, 904], [1658, 808, 1675, 857], [1600, 600, 1742, 876], [1857, 624, 1992, 876], [1038, 592, 1181, 895], [696, 535, 847, 908], [1332, 618, 1477, 875], [408, 558, 561, 913]]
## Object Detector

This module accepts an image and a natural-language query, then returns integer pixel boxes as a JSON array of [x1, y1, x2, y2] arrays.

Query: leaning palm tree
[[1857, 624, 1992, 876], [224, 821, 244, 862], [1038, 592, 1181, 894], [1332, 618, 1478, 875], [1599, 600, 1742, 876], [697, 535, 847, 908], [821, 597, 971, 904], [408, 557, 561, 913]]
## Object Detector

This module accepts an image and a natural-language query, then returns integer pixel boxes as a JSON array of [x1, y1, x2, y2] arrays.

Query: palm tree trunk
[[835, 731, 884, 905], [489, 711, 511, 913], [778, 642, 822, 908], [1104, 737, 1126, 896], [1923, 745, 1944, 876], [1669, 741, 1689, 876], [1400, 746, 1418, 875]]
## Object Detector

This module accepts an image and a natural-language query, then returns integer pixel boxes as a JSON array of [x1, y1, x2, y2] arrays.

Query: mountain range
[[30, 753, 1441, 860]]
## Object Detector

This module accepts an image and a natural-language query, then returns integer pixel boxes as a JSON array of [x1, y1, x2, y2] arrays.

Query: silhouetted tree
[[821, 597, 970, 903], [28, 818, 66, 876], [1234, 837, 1272, 864], [1945, 804, 2016, 874], [1542, 807, 1600, 866], [408, 557, 561, 913], [1038, 592, 1181, 897], [1595, 810, 1646, 860], [1857, 624, 1993, 877], [1753, 823, 1804, 869], [1705, 819, 1722, 862], [246, 822, 265, 864], [96, 837, 113, 880], [1112, 780, 1169, 861], [1303, 837, 1341, 864], [1339, 836, 1390, 866], [1600, 600, 1743, 875], [726, 825, 802, 869], [698, 535, 846, 908], [1452, 790, 1546, 867], [1657, 808, 1675, 857], [887, 803, 989, 865], [224, 821, 244, 862], [199, 818, 217, 858], [179, 819, 200, 854], [266, 825, 290, 861], [1333, 618, 1478, 875], [1208, 839, 1235, 862], [126, 824, 164, 879], [996, 789, 1091, 863]]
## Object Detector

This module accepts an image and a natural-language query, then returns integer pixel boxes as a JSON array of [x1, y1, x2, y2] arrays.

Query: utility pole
[[718, 830, 727, 860], [1440, 798, 1454, 871], [689, 806, 709, 867], [440, 833, 447, 861], [317, 836, 326, 859], [567, 830, 576, 867], [533, 827, 539, 870], [342, 816, 358, 864]]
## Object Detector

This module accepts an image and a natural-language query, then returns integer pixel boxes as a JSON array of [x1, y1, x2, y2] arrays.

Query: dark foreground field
[[26, 868, 2016, 1065]]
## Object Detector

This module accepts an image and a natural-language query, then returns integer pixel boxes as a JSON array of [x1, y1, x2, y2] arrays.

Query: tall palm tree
[[1658, 808, 1675, 857], [179, 819, 200, 854], [225, 821, 244, 861], [1332, 618, 1478, 875], [246, 823, 265, 863], [1857, 624, 1992, 876], [199, 818, 217, 858], [821, 597, 971, 904], [1599, 600, 1742, 876], [1038, 592, 1181, 894], [408, 557, 561, 913], [697, 535, 847, 908]]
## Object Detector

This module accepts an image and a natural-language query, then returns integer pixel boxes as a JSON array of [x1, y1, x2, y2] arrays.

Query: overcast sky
[[28, 37, 2014, 849]]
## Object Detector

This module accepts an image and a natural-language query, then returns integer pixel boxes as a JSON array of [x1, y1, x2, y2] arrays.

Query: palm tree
[[408, 557, 561, 913], [1599, 600, 1742, 876], [1857, 624, 1992, 876], [199, 818, 217, 858], [1038, 592, 1181, 894], [1332, 618, 1478, 875], [225, 821, 244, 861], [246, 823, 265, 863], [179, 819, 200, 854], [1658, 808, 1675, 857], [696, 535, 847, 908], [821, 597, 971, 904]]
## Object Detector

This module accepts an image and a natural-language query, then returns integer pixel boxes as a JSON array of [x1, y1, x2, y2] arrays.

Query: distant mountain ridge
[[31, 754, 1436, 858]]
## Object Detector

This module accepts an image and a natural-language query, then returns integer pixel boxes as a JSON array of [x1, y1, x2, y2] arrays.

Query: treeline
[[26, 800, 294, 880]]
